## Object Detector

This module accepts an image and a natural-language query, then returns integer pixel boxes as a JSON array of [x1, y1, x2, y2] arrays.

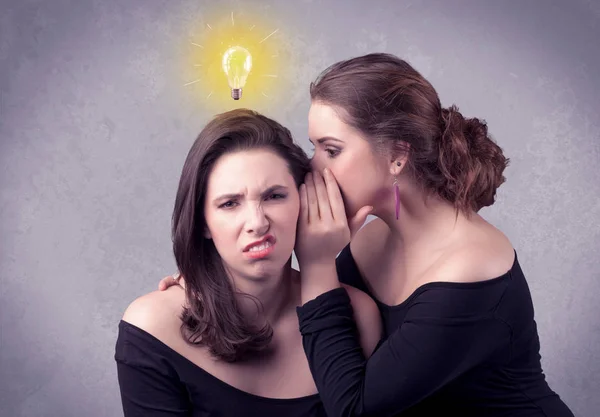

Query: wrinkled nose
[[245, 205, 270, 235]]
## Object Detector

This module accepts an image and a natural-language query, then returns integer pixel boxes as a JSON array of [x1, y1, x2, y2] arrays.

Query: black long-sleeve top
[[115, 320, 327, 417], [296, 245, 574, 417]]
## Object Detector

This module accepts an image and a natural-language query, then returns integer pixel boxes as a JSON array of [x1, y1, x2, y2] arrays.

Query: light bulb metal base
[[231, 88, 242, 100]]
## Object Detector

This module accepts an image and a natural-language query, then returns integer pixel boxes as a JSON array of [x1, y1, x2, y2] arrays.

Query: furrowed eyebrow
[[213, 185, 289, 203], [213, 192, 242, 202], [260, 185, 289, 197]]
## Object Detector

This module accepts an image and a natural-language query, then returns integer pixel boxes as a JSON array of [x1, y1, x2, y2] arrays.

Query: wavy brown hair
[[310, 53, 509, 213], [171, 109, 310, 362]]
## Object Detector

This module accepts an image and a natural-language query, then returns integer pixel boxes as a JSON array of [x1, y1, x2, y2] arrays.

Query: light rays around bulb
[[183, 10, 283, 107]]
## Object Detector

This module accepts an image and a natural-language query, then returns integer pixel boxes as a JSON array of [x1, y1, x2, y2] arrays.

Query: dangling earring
[[393, 177, 400, 220], [394, 161, 401, 220]]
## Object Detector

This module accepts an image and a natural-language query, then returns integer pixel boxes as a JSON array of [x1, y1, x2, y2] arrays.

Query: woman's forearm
[[299, 259, 340, 305]]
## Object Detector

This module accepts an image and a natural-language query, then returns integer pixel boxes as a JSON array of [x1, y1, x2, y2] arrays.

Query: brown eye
[[219, 200, 238, 209], [325, 148, 340, 158], [267, 193, 287, 201]]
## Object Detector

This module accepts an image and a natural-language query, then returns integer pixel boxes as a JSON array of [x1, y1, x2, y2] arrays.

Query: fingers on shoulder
[[342, 284, 382, 358]]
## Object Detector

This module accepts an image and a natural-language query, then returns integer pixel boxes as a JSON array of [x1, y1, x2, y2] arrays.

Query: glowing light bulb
[[221, 46, 252, 100]]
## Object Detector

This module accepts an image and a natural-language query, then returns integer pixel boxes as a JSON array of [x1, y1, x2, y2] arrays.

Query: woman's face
[[203, 149, 300, 280], [308, 102, 391, 217]]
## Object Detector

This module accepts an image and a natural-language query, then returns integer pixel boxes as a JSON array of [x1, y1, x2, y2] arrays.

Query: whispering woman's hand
[[295, 168, 372, 269], [157, 272, 185, 291]]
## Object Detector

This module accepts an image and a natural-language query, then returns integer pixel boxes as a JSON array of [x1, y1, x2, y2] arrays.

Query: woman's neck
[[229, 261, 298, 327], [377, 180, 475, 254]]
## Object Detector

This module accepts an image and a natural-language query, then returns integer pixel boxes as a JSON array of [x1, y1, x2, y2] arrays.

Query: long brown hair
[[310, 53, 509, 213], [172, 109, 310, 362]]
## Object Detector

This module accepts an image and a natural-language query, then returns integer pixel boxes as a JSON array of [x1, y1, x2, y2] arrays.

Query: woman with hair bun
[[294, 53, 574, 417]]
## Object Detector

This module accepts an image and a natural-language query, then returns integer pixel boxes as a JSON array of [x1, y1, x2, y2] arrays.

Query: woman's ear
[[389, 142, 410, 176]]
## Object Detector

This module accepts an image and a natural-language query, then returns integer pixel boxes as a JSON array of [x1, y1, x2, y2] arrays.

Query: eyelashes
[[267, 193, 287, 201], [325, 148, 340, 158], [218, 193, 288, 209], [309, 144, 340, 159]]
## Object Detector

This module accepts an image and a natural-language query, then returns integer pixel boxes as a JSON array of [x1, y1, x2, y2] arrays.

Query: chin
[[245, 264, 285, 281], [342, 187, 381, 219], [246, 254, 289, 277], [344, 200, 363, 220], [339, 188, 361, 218]]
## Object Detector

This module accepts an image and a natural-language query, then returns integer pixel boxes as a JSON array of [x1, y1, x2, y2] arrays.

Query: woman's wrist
[[299, 259, 340, 304]]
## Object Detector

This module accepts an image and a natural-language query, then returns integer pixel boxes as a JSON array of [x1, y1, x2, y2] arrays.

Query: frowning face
[[204, 149, 300, 280]]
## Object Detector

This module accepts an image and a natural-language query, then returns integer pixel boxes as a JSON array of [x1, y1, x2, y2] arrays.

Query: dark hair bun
[[439, 105, 509, 212]]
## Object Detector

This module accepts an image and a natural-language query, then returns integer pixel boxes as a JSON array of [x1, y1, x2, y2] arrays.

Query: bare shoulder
[[341, 283, 382, 358], [432, 224, 515, 284], [350, 217, 389, 263], [122, 286, 185, 339]]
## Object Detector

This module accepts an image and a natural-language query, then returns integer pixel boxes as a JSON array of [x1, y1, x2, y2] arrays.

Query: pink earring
[[394, 178, 400, 220], [394, 161, 401, 220]]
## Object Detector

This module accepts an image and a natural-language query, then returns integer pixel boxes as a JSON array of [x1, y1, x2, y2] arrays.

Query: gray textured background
[[1, 0, 599, 416]]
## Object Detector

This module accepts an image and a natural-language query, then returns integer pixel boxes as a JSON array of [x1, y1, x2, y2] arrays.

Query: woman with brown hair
[[162, 53, 574, 416], [115, 109, 381, 417]]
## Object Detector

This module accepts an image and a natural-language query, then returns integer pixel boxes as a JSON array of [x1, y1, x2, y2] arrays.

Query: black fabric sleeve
[[115, 324, 191, 416], [297, 287, 511, 417]]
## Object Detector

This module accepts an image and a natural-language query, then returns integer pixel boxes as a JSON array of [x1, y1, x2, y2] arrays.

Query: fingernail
[[323, 168, 330, 175]]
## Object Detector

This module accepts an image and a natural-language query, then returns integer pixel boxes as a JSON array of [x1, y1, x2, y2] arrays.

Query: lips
[[243, 235, 276, 252]]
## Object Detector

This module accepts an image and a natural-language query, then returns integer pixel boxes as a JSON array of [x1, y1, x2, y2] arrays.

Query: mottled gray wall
[[1, 0, 599, 416]]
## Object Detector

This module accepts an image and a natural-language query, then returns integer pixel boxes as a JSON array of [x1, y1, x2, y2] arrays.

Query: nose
[[245, 204, 270, 235]]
